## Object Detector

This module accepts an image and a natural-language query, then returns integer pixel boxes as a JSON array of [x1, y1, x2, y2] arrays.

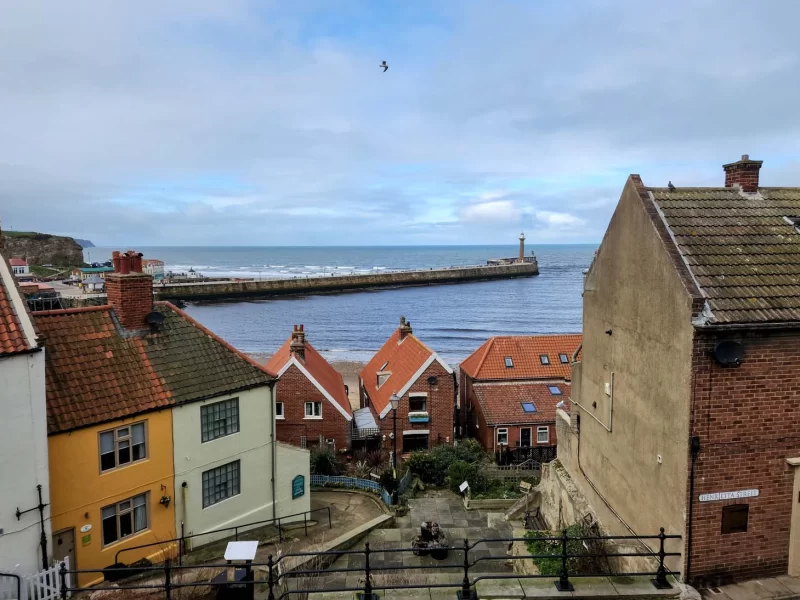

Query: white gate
[[0, 558, 70, 600]]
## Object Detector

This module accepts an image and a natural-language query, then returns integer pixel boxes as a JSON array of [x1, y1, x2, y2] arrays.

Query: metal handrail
[[114, 505, 332, 564], [0, 572, 21, 600], [60, 528, 681, 599]]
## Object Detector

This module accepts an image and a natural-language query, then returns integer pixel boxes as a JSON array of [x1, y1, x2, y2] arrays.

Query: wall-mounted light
[[160, 495, 172, 508]]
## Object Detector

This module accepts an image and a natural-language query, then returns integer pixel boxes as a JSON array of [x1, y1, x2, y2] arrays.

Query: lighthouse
[[519, 232, 525, 262]]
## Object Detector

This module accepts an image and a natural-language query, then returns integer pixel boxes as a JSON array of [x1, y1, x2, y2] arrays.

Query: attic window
[[521, 402, 536, 413], [504, 357, 513, 368], [377, 372, 390, 388], [380, 361, 389, 371], [784, 216, 800, 232], [540, 355, 550, 365], [559, 354, 569, 364], [548, 386, 562, 395]]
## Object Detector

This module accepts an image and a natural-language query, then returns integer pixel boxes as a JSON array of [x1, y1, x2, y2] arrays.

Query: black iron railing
[[0, 572, 21, 600], [61, 528, 680, 599], [114, 505, 332, 565]]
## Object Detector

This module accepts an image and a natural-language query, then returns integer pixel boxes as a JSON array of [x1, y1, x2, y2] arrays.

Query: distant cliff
[[73, 238, 95, 248], [2, 231, 85, 266]]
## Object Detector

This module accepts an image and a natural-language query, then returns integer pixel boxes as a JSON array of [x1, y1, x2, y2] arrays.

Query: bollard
[[555, 529, 573, 592], [652, 528, 672, 589]]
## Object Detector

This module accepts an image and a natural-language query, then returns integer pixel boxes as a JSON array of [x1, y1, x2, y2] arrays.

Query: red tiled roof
[[0, 255, 36, 354], [473, 381, 570, 426], [460, 334, 582, 381], [34, 302, 275, 434], [265, 335, 352, 417], [9, 258, 27, 266], [360, 329, 435, 415]]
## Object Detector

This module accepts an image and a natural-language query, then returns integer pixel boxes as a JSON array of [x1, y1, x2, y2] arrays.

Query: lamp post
[[390, 393, 400, 503]]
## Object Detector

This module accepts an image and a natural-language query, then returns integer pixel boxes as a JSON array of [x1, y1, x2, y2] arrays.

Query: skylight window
[[784, 216, 800, 232], [521, 402, 536, 413], [504, 356, 513, 368], [559, 353, 569, 364], [540, 355, 550, 365], [548, 386, 562, 395], [380, 361, 389, 371]]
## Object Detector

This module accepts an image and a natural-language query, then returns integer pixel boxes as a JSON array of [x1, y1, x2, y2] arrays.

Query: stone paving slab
[[610, 576, 679, 597], [475, 577, 527, 598], [708, 577, 798, 600], [570, 577, 622, 598], [518, 578, 571, 597], [774, 575, 800, 596]]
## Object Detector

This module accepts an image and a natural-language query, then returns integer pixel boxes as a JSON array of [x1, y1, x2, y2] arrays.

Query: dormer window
[[540, 355, 550, 365], [377, 372, 390, 387], [504, 357, 513, 368], [380, 361, 389, 371]]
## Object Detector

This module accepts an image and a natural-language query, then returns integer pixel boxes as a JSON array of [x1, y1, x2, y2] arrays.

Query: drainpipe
[[685, 435, 701, 583], [180, 482, 189, 551], [270, 381, 277, 522]]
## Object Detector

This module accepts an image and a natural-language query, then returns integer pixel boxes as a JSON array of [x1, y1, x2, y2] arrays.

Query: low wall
[[155, 261, 538, 301], [463, 497, 518, 511]]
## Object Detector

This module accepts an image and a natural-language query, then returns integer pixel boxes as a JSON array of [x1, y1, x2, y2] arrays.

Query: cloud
[[0, 1, 798, 245]]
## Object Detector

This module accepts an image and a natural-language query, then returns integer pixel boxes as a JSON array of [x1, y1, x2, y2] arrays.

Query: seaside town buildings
[[562, 155, 800, 586], [359, 317, 455, 455], [32, 250, 309, 586], [265, 325, 353, 452], [0, 245, 51, 576], [142, 258, 165, 280], [10, 256, 29, 277], [460, 335, 580, 455]]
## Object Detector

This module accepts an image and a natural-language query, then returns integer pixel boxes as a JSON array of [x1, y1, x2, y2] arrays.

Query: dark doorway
[[520, 428, 531, 447], [402, 434, 429, 453]]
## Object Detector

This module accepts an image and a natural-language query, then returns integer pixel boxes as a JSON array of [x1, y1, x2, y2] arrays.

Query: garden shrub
[[407, 440, 488, 486], [524, 522, 611, 576], [310, 448, 339, 475], [447, 460, 488, 494]]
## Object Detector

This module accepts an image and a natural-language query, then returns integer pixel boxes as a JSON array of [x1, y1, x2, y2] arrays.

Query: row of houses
[[1, 248, 309, 586], [266, 318, 576, 460]]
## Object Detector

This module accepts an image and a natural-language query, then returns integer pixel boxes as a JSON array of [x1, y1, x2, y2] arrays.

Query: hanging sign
[[699, 489, 759, 502]]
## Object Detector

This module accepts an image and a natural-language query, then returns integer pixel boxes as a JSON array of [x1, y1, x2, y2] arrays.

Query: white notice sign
[[699, 489, 759, 502]]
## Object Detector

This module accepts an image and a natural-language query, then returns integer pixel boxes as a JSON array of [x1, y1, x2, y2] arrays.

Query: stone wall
[[155, 262, 538, 301]]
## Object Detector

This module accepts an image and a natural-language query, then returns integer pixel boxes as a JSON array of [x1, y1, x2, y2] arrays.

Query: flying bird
[[668, 181, 676, 191], [379, 60, 389, 72]]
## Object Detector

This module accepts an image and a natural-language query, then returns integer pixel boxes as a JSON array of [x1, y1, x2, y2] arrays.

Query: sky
[[1, 1, 800, 246]]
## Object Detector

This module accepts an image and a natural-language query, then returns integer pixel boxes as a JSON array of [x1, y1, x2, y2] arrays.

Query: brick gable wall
[[687, 330, 800, 586], [274, 363, 351, 451]]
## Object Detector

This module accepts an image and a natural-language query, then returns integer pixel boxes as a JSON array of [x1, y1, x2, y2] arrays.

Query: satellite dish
[[713, 340, 743, 367], [146, 312, 165, 330]]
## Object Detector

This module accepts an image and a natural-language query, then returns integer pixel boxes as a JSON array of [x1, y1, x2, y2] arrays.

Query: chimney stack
[[723, 154, 762, 193], [399, 316, 412, 340], [106, 250, 153, 330], [290, 324, 306, 361]]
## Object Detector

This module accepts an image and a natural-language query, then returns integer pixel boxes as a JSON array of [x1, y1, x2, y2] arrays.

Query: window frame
[[536, 426, 549, 444], [376, 372, 391, 388], [548, 386, 562, 395], [200, 398, 240, 443], [275, 402, 284, 420], [304, 401, 323, 419], [539, 354, 550, 365], [202, 460, 241, 508], [521, 402, 536, 413], [497, 428, 509, 446], [101, 493, 149, 546], [408, 393, 428, 413], [721, 504, 749, 534], [559, 353, 569, 364], [504, 356, 514, 368], [99, 422, 147, 473]]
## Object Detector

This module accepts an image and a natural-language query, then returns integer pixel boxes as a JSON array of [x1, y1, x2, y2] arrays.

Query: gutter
[[0, 346, 43, 361]]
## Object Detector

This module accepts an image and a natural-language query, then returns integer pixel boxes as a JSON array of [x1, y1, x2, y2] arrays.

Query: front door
[[53, 528, 76, 568], [520, 428, 532, 447]]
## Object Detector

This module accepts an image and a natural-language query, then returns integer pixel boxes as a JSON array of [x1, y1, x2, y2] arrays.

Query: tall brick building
[[265, 325, 352, 451], [567, 155, 800, 586], [359, 317, 455, 454]]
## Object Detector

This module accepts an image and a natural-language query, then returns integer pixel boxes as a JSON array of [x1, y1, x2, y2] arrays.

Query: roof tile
[[460, 335, 581, 380], [473, 382, 570, 426]]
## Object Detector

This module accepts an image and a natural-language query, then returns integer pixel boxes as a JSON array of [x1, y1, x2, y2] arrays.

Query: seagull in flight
[[379, 60, 388, 72]]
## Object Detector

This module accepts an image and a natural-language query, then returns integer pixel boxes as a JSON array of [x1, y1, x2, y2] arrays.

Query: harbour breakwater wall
[[154, 261, 538, 302]]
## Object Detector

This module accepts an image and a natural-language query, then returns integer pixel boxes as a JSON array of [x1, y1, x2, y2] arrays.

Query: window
[[201, 398, 240, 442], [409, 394, 427, 412], [377, 373, 390, 387], [521, 402, 536, 413], [300, 436, 307, 449], [102, 493, 148, 545], [275, 402, 284, 419], [402, 433, 429, 453], [539, 355, 550, 365], [100, 423, 146, 471], [537, 426, 549, 444], [380, 361, 389, 371], [548, 386, 562, 395], [304, 402, 322, 418], [721, 504, 749, 534], [202, 461, 241, 508], [559, 354, 569, 364], [784, 216, 800, 232], [504, 356, 514, 368], [497, 428, 508, 445]]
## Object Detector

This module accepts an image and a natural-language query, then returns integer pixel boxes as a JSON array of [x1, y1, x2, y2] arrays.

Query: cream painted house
[[0, 249, 51, 575]]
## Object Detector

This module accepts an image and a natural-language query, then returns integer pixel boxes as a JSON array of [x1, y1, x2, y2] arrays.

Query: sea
[[86, 245, 595, 364]]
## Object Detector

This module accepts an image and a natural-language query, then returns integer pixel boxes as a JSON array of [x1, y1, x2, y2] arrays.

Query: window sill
[[100, 458, 149, 475], [304, 416, 323, 420], [101, 527, 151, 549], [276, 416, 285, 420]]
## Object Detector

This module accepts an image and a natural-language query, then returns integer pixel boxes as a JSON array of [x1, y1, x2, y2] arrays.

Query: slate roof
[[34, 302, 275, 434], [265, 334, 352, 417], [0, 255, 36, 354], [645, 184, 800, 324], [460, 335, 581, 381], [472, 381, 570, 426], [360, 329, 437, 415]]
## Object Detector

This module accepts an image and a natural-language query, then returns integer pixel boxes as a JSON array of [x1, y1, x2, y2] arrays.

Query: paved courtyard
[[276, 490, 514, 595]]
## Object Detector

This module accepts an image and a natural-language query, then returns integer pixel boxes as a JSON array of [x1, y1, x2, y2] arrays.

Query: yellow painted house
[[34, 255, 282, 587]]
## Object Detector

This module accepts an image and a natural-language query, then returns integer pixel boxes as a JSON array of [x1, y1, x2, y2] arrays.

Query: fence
[[486, 459, 541, 480], [57, 529, 680, 599], [1, 558, 69, 600], [310, 474, 382, 494], [114, 506, 331, 566], [495, 445, 557, 466], [397, 468, 412, 496]]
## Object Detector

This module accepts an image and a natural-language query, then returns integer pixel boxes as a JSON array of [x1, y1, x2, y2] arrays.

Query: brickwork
[[274, 363, 351, 451], [106, 272, 153, 330], [366, 360, 454, 452], [722, 155, 762, 192], [686, 330, 800, 586]]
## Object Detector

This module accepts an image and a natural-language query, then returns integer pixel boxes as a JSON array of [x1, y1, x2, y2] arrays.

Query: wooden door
[[52, 528, 76, 569]]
